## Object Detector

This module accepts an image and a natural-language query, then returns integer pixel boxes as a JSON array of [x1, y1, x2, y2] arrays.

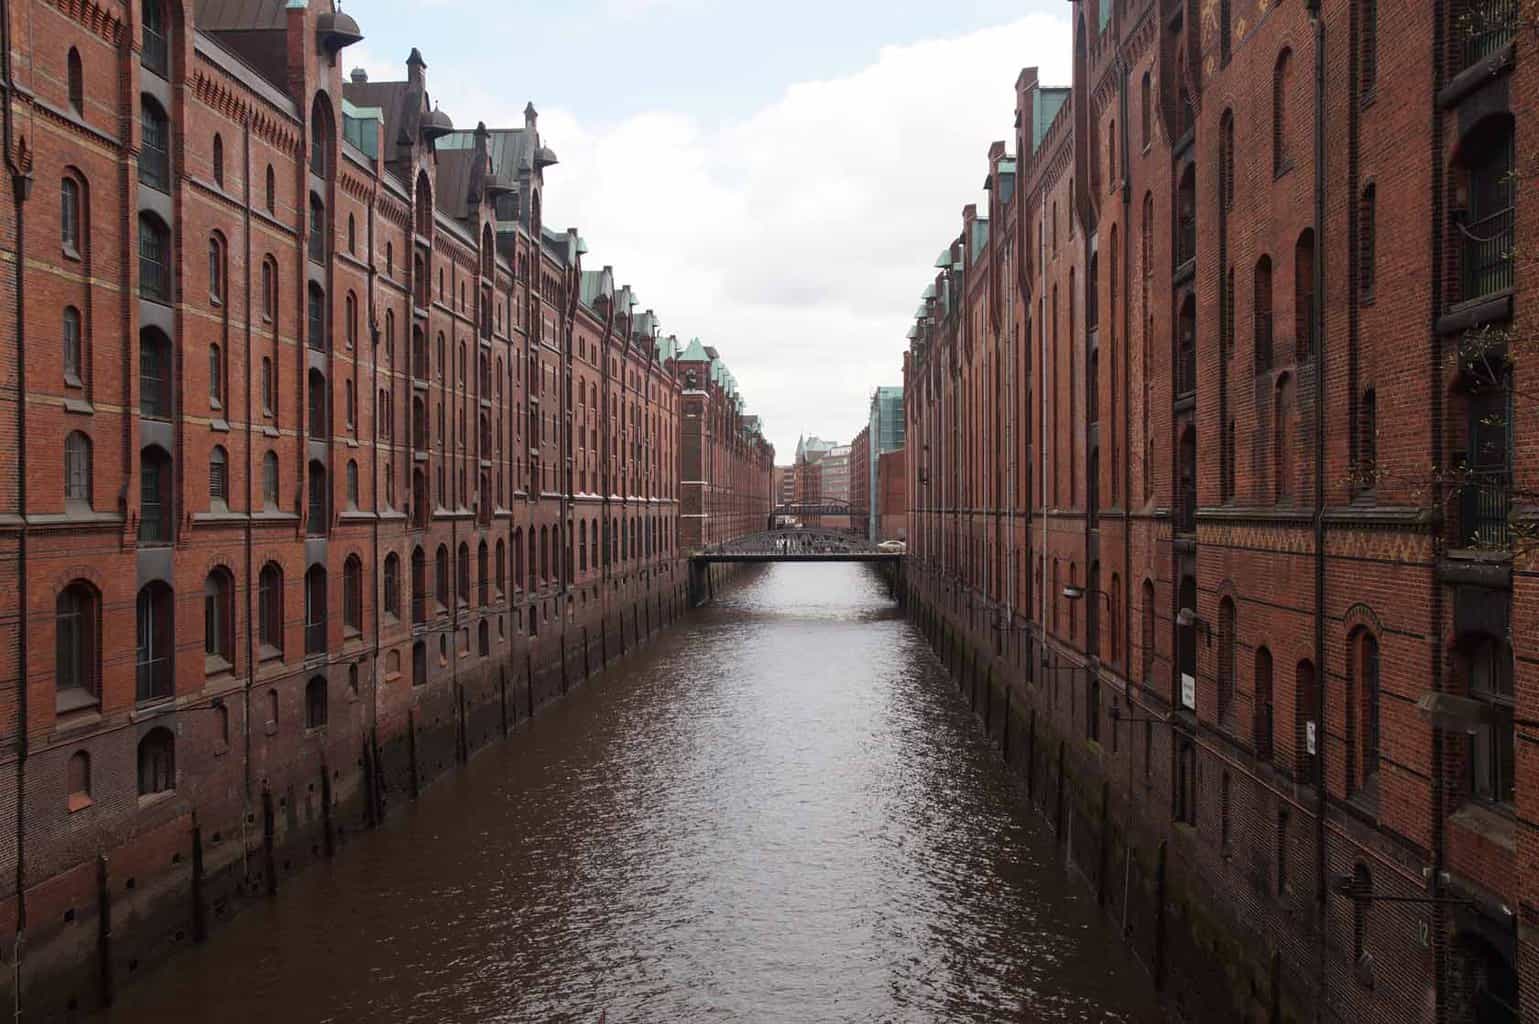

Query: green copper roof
[[679, 336, 710, 362], [934, 247, 952, 268], [1032, 86, 1070, 155]]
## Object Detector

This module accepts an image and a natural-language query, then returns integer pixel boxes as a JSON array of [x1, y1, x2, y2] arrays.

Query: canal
[[101, 563, 1161, 1023]]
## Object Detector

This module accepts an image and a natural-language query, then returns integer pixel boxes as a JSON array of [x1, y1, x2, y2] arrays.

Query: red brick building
[[676, 338, 775, 549], [850, 426, 871, 538], [0, 0, 770, 1009], [901, 1, 1533, 1020], [875, 448, 906, 543]]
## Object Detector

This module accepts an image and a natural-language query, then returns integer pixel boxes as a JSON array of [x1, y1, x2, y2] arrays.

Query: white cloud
[[420, 14, 1072, 457]]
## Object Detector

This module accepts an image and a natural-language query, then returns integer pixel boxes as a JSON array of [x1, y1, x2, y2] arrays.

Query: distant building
[[866, 386, 904, 538], [850, 428, 871, 538]]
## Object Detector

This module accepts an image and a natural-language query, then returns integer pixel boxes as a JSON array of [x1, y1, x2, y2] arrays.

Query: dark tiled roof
[[195, 0, 288, 32], [344, 79, 414, 152]]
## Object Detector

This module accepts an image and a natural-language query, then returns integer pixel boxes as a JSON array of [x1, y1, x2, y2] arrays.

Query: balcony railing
[[1458, 207, 1515, 304], [1459, 469, 1511, 549], [1176, 216, 1196, 268], [1176, 345, 1197, 397], [1459, 0, 1517, 70]]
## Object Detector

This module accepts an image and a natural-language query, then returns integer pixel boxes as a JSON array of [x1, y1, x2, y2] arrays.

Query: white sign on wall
[[1181, 673, 1196, 710]]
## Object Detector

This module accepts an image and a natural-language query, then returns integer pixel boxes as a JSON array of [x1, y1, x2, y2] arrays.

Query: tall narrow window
[[343, 555, 363, 633], [209, 445, 228, 506], [304, 565, 328, 654], [1254, 647, 1275, 762], [261, 357, 274, 416], [209, 343, 223, 408], [1218, 597, 1237, 727], [262, 451, 279, 510], [1467, 635, 1515, 806], [1295, 229, 1316, 359], [308, 283, 326, 350], [1254, 256, 1274, 372], [61, 177, 81, 253], [1359, 184, 1377, 300], [1358, 389, 1377, 491], [307, 460, 328, 535], [1220, 0, 1232, 64], [137, 729, 175, 795], [67, 48, 83, 114], [306, 677, 328, 729], [1273, 49, 1293, 175], [141, 0, 168, 77], [212, 134, 224, 187], [138, 445, 172, 544], [140, 98, 170, 191], [64, 431, 91, 507], [1350, 629, 1381, 795], [1274, 375, 1295, 503], [208, 236, 225, 304], [384, 553, 401, 619], [308, 194, 326, 263], [265, 165, 275, 213], [258, 562, 283, 655], [138, 214, 171, 302], [1220, 111, 1235, 211], [135, 581, 174, 701], [1140, 71, 1151, 149], [56, 582, 99, 706], [204, 568, 233, 668]]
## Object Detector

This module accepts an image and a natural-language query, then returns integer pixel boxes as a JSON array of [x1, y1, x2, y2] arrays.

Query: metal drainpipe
[[1308, 1, 1331, 1008], [1, 0, 32, 984], [1427, 3, 1449, 1018], [1118, 53, 1134, 689], [365, 176, 379, 811], [240, 119, 255, 845]]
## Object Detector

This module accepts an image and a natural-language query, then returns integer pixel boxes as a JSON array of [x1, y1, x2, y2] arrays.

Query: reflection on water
[[102, 564, 1160, 1023]]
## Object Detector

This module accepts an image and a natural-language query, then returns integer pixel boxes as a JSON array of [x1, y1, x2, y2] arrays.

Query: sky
[[349, 1, 1072, 459]]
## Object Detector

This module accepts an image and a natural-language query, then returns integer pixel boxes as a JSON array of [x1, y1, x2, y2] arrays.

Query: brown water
[[101, 563, 1161, 1023]]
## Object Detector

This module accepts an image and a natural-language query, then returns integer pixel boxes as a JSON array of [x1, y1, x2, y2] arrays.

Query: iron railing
[[1459, 469, 1511, 549], [1459, 0, 1517, 69], [1458, 207, 1515, 304]]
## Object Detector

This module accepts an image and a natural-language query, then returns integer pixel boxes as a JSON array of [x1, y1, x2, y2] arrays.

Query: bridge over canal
[[688, 528, 904, 605]]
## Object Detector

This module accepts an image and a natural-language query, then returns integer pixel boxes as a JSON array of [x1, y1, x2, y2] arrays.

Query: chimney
[[524, 102, 538, 130], [406, 47, 427, 90]]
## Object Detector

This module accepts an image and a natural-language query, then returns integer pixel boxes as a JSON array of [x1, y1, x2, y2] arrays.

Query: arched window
[[204, 568, 234, 668], [64, 430, 91, 507], [307, 460, 328, 535], [1254, 646, 1274, 762], [137, 728, 175, 796], [383, 552, 400, 619], [208, 235, 225, 304], [1254, 255, 1274, 372], [1217, 597, 1236, 727], [579, 519, 588, 572], [265, 164, 275, 213], [414, 171, 433, 236], [135, 581, 174, 701], [141, 0, 168, 77], [310, 95, 332, 178], [495, 540, 506, 596], [513, 528, 525, 590], [56, 581, 99, 706], [261, 451, 279, 510], [308, 193, 326, 264], [411, 547, 427, 623], [1274, 374, 1295, 503], [343, 554, 363, 633], [304, 564, 328, 654], [540, 526, 550, 581], [306, 676, 328, 729], [67, 750, 91, 808], [139, 97, 170, 191], [62, 305, 84, 387], [307, 283, 326, 351], [457, 541, 471, 604], [139, 327, 172, 418], [61, 176, 81, 253], [208, 342, 225, 408], [1295, 229, 1316, 359], [1296, 659, 1319, 781], [1139, 70, 1151, 149], [345, 291, 357, 349], [344, 378, 356, 432], [1349, 628, 1381, 795], [435, 544, 449, 607], [138, 445, 173, 544], [212, 133, 224, 187], [258, 562, 283, 655], [1357, 389, 1377, 491], [347, 213, 356, 255], [138, 213, 171, 301], [67, 48, 84, 114], [386, 242, 394, 278], [209, 444, 228, 505], [345, 458, 358, 508], [477, 541, 489, 606], [1273, 49, 1293, 175]]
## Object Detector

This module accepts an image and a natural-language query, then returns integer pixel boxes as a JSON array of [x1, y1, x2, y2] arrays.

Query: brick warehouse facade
[[900, 0, 1534, 1021], [0, 0, 772, 1013]]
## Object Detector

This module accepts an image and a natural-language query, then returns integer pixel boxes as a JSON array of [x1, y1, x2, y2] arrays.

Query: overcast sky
[[351, 1, 1071, 459]]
